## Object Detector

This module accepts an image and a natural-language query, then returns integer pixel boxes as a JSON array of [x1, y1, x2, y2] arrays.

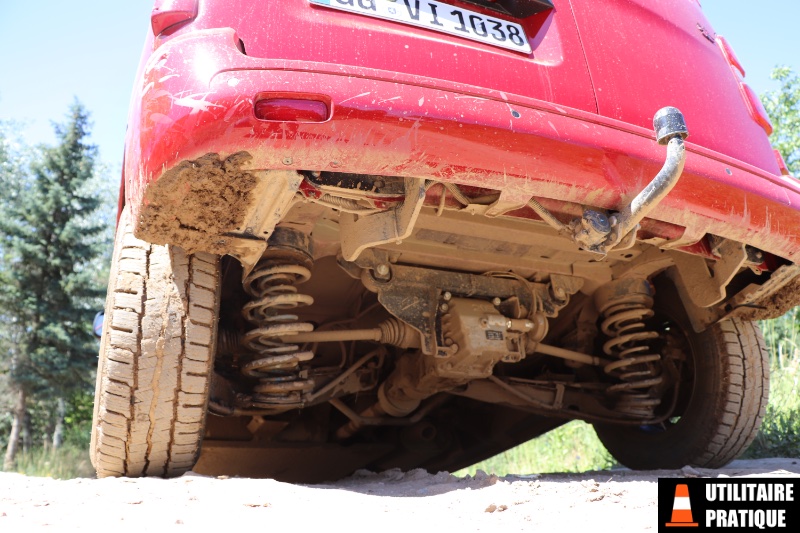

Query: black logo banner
[[658, 478, 800, 531]]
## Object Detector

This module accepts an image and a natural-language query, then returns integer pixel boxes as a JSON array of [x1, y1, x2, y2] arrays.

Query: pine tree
[[0, 102, 108, 467]]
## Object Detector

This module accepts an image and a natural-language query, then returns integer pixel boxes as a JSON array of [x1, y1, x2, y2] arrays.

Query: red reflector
[[716, 35, 745, 77], [151, 0, 198, 36], [774, 149, 791, 176], [739, 82, 773, 136], [254, 98, 329, 123]]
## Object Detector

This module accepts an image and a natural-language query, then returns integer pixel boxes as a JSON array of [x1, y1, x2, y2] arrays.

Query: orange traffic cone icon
[[665, 484, 698, 527]]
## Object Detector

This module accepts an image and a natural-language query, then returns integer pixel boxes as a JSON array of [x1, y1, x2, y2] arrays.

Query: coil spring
[[241, 258, 315, 407], [598, 287, 663, 418]]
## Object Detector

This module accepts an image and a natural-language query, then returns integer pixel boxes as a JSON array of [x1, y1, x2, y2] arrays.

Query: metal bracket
[[228, 169, 304, 276], [660, 225, 705, 250], [668, 239, 748, 308], [340, 177, 426, 261], [548, 274, 584, 313], [611, 246, 675, 280], [568, 107, 689, 255], [483, 187, 533, 218]]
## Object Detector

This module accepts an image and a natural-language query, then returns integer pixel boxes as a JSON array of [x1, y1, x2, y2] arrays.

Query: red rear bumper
[[125, 28, 800, 262]]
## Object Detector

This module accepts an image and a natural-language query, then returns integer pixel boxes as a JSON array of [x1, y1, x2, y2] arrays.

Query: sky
[[0, 0, 798, 171]]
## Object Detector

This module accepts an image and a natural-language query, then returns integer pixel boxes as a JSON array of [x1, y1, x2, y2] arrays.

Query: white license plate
[[310, 0, 532, 54]]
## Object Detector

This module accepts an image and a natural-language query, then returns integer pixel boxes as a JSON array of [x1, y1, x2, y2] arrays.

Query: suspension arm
[[533, 343, 612, 367]]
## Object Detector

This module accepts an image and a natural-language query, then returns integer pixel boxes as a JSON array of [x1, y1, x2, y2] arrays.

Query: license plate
[[310, 0, 532, 54]]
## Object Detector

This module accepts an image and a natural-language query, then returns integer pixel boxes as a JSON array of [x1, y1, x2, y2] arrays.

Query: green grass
[[745, 314, 800, 458], [456, 420, 616, 477], [2, 444, 95, 479], [744, 354, 800, 458]]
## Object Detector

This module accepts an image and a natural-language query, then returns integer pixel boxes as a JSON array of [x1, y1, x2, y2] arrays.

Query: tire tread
[[594, 313, 769, 470], [91, 208, 219, 478]]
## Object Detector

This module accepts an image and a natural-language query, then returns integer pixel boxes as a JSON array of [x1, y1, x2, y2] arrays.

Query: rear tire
[[90, 206, 221, 477], [594, 305, 769, 469]]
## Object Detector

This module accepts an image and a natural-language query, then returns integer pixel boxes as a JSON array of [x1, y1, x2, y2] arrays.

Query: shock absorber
[[241, 228, 316, 407], [594, 278, 664, 418]]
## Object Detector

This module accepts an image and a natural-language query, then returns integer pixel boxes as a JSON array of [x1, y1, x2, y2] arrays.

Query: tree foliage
[[0, 103, 107, 395], [0, 121, 35, 394], [1, 102, 111, 464], [761, 66, 800, 175]]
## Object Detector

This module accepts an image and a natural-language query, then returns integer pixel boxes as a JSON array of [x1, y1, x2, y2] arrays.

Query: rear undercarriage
[[197, 216, 683, 480], [92, 109, 782, 481]]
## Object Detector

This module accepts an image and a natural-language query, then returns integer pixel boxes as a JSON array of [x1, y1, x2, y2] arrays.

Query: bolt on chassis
[[92, 0, 799, 481]]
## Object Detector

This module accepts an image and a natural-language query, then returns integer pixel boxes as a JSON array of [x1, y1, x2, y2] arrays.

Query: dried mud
[[734, 275, 800, 321], [138, 152, 258, 254]]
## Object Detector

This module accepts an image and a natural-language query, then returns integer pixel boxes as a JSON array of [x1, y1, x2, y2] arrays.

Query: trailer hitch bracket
[[572, 106, 689, 255]]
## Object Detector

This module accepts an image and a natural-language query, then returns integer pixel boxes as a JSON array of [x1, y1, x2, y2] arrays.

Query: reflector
[[254, 98, 329, 123]]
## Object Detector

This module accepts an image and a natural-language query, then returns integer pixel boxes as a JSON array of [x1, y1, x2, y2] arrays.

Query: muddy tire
[[90, 206, 221, 478], [594, 309, 769, 470]]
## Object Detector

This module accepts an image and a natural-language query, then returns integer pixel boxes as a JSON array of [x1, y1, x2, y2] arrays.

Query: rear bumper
[[125, 28, 800, 263]]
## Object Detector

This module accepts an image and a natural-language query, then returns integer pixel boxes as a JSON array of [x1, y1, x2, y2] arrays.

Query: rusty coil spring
[[241, 261, 315, 406], [599, 292, 663, 418]]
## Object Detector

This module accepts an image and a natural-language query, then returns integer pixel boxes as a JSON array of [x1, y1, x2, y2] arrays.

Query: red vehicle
[[91, 0, 798, 481]]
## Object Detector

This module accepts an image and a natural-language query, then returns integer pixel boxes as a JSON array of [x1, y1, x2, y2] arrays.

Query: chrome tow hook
[[572, 106, 689, 255]]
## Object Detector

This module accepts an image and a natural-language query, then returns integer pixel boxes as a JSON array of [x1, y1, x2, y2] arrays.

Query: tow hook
[[572, 106, 689, 255]]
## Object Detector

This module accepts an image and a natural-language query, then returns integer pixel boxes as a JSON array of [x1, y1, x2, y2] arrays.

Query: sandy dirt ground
[[1, 458, 799, 532]]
